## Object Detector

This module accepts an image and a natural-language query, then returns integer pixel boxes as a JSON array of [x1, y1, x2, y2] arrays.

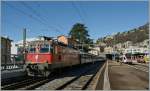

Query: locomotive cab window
[[28, 43, 52, 53], [40, 44, 51, 53]]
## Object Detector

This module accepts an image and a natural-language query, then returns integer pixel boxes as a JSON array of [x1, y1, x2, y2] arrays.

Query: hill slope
[[97, 23, 149, 46]]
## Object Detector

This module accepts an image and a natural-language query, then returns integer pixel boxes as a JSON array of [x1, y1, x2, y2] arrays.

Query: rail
[[1, 77, 44, 90]]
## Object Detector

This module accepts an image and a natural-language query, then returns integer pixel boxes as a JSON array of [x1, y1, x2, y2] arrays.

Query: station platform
[[108, 60, 149, 90]]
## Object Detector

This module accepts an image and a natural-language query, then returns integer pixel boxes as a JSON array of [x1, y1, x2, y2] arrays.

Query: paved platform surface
[[108, 60, 149, 90]]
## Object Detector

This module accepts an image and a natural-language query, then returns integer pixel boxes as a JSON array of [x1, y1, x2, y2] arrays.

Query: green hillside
[[97, 23, 149, 46]]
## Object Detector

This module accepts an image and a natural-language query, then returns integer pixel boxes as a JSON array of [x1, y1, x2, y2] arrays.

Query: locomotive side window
[[40, 44, 50, 53], [30, 48, 36, 53], [40, 48, 49, 53]]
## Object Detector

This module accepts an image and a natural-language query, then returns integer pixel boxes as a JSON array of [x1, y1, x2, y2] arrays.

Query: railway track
[[1, 77, 45, 90], [1, 61, 105, 90], [18, 78, 53, 90], [36, 61, 105, 90], [1, 76, 30, 86], [56, 63, 101, 90]]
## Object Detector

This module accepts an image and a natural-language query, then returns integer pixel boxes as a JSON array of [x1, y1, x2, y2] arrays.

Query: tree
[[69, 23, 92, 52]]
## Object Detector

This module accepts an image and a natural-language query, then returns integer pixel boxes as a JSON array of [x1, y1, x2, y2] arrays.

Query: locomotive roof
[[28, 40, 52, 45]]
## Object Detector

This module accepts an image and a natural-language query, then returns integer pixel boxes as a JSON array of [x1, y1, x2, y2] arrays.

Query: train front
[[26, 40, 53, 77]]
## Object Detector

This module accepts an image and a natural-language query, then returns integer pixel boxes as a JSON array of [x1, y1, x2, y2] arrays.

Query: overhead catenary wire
[[76, 2, 88, 24], [21, 2, 63, 34], [77, 2, 89, 26], [78, 3, 87, 20], [71, 1, 86, 24], [3, 20, 21, 29], [36, 2, 66, 32], [80, 3, 95, 33], [71, 1, 91, 32], [5, 2, 61, 34]]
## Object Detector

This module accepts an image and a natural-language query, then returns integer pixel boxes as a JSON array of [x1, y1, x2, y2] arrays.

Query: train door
[[51, 44, 63, 69]]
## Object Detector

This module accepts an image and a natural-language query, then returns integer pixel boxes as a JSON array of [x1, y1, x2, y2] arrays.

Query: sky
[[1, 1, 149, 42]]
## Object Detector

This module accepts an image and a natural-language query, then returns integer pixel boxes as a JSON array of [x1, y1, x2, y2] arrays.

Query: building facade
[[104, 46, 113, 54], [1, 37, 12, 64], [123, 46, 149, 54], [88, 46, 100, 55]]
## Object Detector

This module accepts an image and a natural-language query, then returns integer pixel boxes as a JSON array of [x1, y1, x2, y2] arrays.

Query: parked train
[[121, 53, 149, 64], [25, 37, 101, 77], [122, 54, 133, 64]]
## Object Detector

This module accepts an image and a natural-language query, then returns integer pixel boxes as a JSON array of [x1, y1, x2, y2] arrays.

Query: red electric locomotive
[[25, 38, 80, 77]]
